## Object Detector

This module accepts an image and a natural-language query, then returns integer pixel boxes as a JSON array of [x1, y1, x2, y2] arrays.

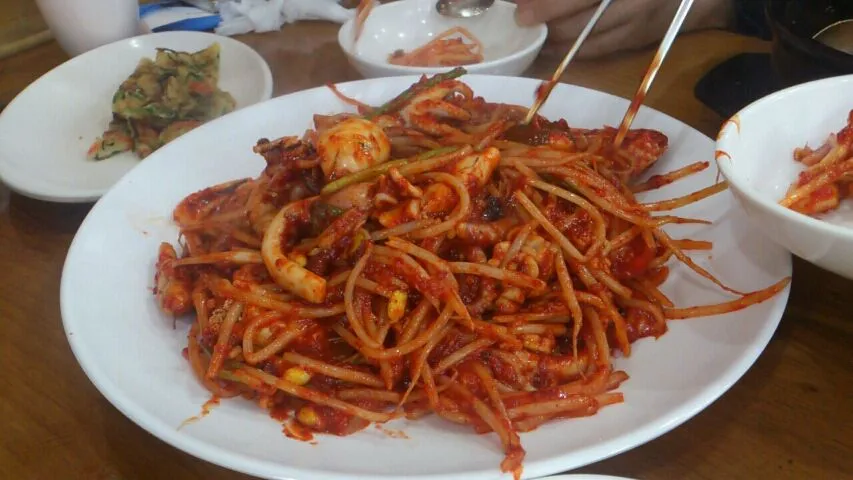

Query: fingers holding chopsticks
[[516, 0, 735, 59]]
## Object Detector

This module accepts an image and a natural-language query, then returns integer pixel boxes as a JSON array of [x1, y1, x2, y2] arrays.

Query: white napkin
[[215, 0, 354, 36]]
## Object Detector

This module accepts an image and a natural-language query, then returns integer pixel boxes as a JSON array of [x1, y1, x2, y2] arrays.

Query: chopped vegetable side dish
[[88, 43, 236, 161]]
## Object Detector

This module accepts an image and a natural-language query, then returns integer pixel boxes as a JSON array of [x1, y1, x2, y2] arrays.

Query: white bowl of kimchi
[[716, 74, 853, 280], [338, 0, 547, 78]]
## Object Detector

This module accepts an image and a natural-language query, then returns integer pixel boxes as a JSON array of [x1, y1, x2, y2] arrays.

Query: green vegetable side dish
[[88, 43, 236, 161]]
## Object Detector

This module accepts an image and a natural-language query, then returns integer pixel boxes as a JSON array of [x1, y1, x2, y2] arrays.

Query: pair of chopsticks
[[524, 0, 696, 149]]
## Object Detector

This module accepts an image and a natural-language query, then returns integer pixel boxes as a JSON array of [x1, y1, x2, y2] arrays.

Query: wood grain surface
[[0, 22, 851, 480]]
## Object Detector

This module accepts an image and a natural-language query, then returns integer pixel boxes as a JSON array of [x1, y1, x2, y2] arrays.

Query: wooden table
[[1, 23, 852, 480]]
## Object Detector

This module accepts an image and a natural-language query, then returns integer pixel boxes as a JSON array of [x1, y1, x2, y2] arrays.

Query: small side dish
[[88, 43, 236, 160], [780, 109, 853, 216]]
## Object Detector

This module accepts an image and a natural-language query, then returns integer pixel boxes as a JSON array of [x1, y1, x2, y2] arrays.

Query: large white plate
[[0, 31, 273, 203], [60, 75, 792, 480]]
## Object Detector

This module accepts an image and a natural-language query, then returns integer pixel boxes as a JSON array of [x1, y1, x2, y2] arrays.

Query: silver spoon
[[813, 19, 853, 55], [435, 0, 495, 18]]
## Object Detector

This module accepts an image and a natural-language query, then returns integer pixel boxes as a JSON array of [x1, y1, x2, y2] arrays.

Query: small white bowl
[[338, 0, 547, 78], [716, 74, 853, 280]]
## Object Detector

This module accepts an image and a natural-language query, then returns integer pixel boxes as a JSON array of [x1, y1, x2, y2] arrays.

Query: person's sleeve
[[732, 0, 772, 40]]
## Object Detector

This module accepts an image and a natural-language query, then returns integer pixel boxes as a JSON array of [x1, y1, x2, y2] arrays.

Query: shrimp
[[317, 118, 391, 180], [261, 197, 327, 303]]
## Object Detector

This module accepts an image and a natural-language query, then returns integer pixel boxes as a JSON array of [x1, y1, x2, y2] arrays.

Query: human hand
[[514, 0, 734, 59]]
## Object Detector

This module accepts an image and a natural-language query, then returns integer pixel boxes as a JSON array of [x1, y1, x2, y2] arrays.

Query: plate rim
[[0, 30, 273, 203], [60, 74, 793, 480]]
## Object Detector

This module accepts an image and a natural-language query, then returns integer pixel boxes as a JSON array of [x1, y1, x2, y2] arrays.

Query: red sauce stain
[[375, 424, 410, 439], [625, 307, 667, 342], [284, 421, 316, 443], [178, 396, 220, 430], [717, 114, 741, 141], [270, 405, 291, 422], [610, 235, 656, 281], [715, 150, 731, 161]]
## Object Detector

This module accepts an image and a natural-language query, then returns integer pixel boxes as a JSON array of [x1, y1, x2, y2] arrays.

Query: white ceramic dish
[[0, 31, 273, 203], [716, 74, 853, 280], [61, 75, 792, 480], [338, 0, 547, 78]]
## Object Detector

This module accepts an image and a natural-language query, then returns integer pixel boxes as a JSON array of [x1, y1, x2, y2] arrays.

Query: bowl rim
[[764, 0, 853, 68], [715, 73, 853, 241], [337, 0, 548, 75]]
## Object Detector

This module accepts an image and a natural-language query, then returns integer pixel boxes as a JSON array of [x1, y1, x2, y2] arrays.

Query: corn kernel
[[290, 252, 307, 267], [256, 326, 272, 343], [522, 334, 553, 353], [387, 290, 408, 323], [297, 406, 319, 427], [284, 367, 312, 386], [348, 229, 367, 255]]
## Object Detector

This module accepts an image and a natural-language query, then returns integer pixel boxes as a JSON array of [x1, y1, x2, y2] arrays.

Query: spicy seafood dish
[[153, 68, 788, 479]]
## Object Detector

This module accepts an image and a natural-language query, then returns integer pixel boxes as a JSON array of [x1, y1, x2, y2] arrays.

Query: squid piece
[[454, 218, 518, 246], [261, 198, 328, 303], [448, 146, 500, 190], [317, 118, 391, 180], [324, 182, 373, 211], [398, 80, 473, 137]]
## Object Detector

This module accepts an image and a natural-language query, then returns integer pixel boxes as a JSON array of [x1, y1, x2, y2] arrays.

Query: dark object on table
[[734, 0, 773, 40], [766, 0, 853, 86], [694, 52, 781, 119], [695, 0, 853, 119]]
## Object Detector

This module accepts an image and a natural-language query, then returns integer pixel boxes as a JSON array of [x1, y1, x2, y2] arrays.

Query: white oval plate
[[61, 75, 792, 480], [0, 31, 273, 203]]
